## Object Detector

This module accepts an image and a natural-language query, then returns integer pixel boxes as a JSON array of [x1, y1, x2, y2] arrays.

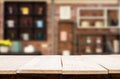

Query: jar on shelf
[[6, 20, 15, 28], [96, 45, 102, 54], [21, 7, 29, 15], [86, 36, 92, 44], [96, 37, 102, 44], [85, 46, 91, 53]]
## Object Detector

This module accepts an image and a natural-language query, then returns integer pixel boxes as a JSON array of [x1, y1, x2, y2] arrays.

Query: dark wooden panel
[[0, 75, 16, 79], [17, 74, 62, 79], [63, 75, 108, 79], [110, 74, 120, 79]]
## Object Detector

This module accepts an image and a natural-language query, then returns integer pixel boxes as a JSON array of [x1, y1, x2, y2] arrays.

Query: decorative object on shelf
[[6, 20, 15, 28], [21, 33, 29, 40], [24, 45, 35, 53], [36, 20, 43, 28], [11, 41, 22, 53], [59, 6, 71, 20], [21, 7, 29, 15], [113, 39, 119, 53], [36, 33, 44, 40], [108, 10, 118, 26], [8, 6, 13, 14], [81, 21, 90, 28], [96, 37, 102, 44], [108, 19, 118, 26], [85, 46, 91, 53], [86, 36, 92, 44], [62, 50, 71, 55], [96, 45, 102, 53], [105, 39, 113, 53], [60, 31, 67, 41], [10, 33, 16, 40], [0, 40, 12, 53], [38, 7, 43, 14], [95, 21, 104, 28]]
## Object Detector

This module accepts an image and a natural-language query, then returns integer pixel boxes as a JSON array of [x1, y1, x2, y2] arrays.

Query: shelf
[[0, 52, 42, 55], [4, 2, 47, 41], [79, 17, 104, 19], [77, 7, 120, 29]]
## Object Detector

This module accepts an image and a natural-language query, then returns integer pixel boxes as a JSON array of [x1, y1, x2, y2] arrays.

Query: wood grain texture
[[63, 75, 108, 79], [17, 74, 62, 79], [80, 55, 120, 74], [0, 75, 16, 79], [18, 56, 62, 74], [62, 56, 108, 74], [0, 56, 35, 74]]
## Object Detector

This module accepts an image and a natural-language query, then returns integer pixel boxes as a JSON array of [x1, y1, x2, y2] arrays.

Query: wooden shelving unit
[[4, 2, 47, 41], [77, 34, 120, 55], [58, 21, 75, 55], [77, 7, 120, 29]]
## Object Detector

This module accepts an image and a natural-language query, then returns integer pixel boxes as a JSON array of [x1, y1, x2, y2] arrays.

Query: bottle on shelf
[[113, 39, 119, 53], [38, 7, 43, 15], [60, 31, 67, 41], [96, 45, 102, 54], [96, 37, 102, 44], [11, 33, 15, 40], [85, 46, 91, 53], [86, 36, 92, 44], [8, 6, 13, 14]]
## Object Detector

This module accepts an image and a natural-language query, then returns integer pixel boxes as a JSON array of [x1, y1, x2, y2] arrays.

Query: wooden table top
[[0, 55, 35, 74], [0, 55, 120, 74], [81, 55, 120, 74], [18, 55, 62, 74], [62, 56, 108, 74]]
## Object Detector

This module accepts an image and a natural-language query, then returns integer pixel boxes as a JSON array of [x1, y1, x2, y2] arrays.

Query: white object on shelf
[[96, 37, 102, 44], [6, 20, 15, 28], [95, 21, 104, 28], [0, 46, 9, 53], [24, 45, 35, 53], [62, 50, 71, 56], [59, 6, 71, 20], [81, 21, 90, 28], [60, 31, 67, 41], [86, 36, 92, 44], [113, 39, 119, 53], [96, 46, 102, 53], [85, 46, 91, 53], [21, 33, 29, 41]]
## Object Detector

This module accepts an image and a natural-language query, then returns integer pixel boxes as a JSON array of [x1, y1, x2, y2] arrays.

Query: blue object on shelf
[[37, 33, 44, 40], [36, 20, 44, 28], [11, 41, 22, 53]]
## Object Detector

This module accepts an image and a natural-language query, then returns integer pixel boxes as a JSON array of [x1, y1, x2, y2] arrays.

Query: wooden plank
[[62, 56, 108, 74], [0, 56, 35, 74], [54, 0, 118, 4], [18, 55, 62, 74], [81, 55, 120, 74]]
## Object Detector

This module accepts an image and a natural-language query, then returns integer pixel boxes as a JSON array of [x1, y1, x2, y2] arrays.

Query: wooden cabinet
[[77, 7, 119, 28], [77, 34, 120, 55], [58, 21, 75, 55], [4, 2, 47, 41]]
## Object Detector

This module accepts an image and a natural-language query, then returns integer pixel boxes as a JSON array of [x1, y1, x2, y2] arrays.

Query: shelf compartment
[[5, 2, 18, 15], [19, 16, 33, 28], [34, 29, 46, 40], [4, 29, 18, 40]]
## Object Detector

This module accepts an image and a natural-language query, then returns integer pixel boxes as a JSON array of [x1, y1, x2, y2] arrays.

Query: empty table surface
[[18, 55, 62, 74], [62, 56, 108, 74], [81, 55, 120, 74], [0, 55, 36, 74]]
